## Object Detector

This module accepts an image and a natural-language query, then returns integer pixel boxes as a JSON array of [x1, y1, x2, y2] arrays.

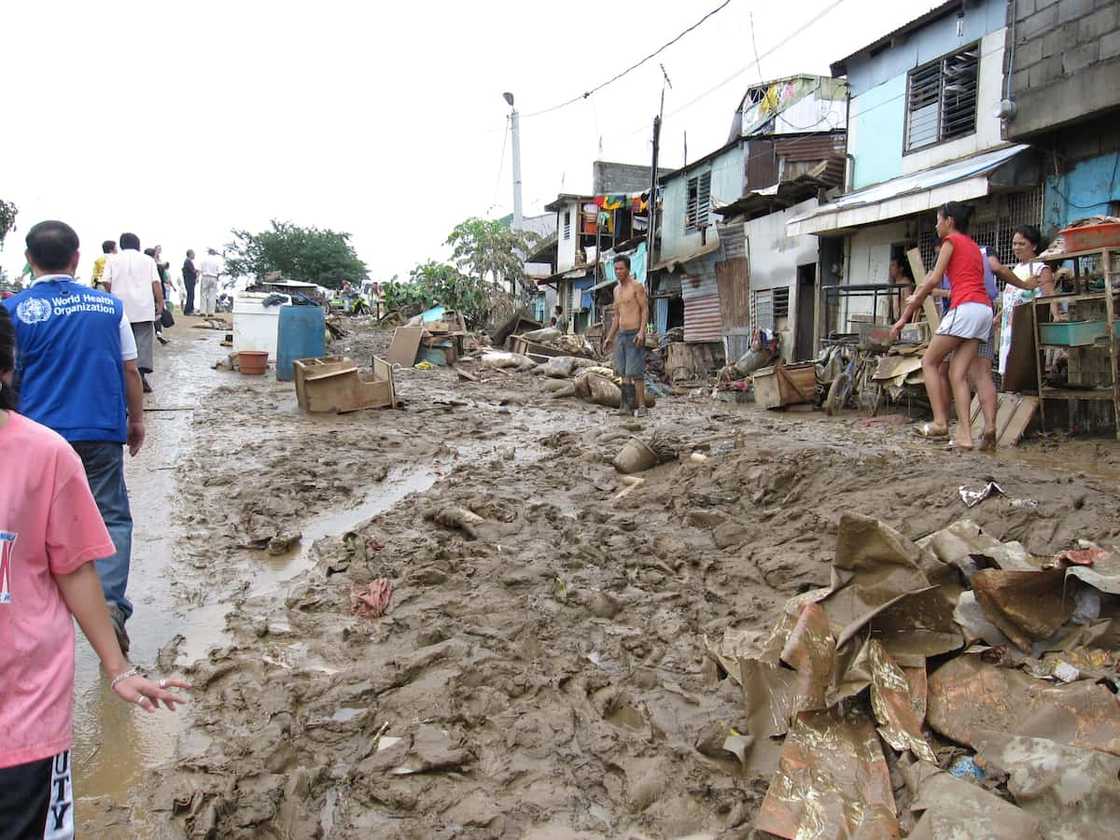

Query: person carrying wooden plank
[[891, 203, 998, 450]]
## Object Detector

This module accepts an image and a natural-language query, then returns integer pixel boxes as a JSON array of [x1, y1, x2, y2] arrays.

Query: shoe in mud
[[141, 374, 153, 394], [617, 405, 635, 417], [107, 604, 131, 654], [634, 406, 649, 418]]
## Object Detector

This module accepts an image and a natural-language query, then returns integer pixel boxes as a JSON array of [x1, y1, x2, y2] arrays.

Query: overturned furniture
[[293, 356, 397, 413]]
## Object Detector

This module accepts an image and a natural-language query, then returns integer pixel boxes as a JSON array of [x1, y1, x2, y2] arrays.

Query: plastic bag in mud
[[536, 355, 597, 379], [481, 351, 535, 370], [522, 327, 562, 343]]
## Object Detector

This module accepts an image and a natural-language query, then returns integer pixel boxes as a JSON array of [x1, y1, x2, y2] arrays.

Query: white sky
[[1, 0, 939, 284]]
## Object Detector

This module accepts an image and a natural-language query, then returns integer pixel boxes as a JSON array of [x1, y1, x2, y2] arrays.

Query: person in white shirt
[[103, 232, 163, 392], [199, 249, 222, 318]]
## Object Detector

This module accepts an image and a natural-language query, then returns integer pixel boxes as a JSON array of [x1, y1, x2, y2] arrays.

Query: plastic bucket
[[613, 437, 658, 474], [239, 350, 269, 375]]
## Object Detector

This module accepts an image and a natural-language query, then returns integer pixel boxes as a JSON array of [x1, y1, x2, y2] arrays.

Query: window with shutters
[[904, 44, 979, 154], [562, 210, 571, 240], [773, 287, 790, 319], [685, 171, 712, 234]]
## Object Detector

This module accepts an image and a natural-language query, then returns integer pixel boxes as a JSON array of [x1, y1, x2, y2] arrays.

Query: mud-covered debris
[[960, 481, 1004, 507], [351, 578, 393, 618], [266, 530, 302, 555], [425, 505, 485, 539]]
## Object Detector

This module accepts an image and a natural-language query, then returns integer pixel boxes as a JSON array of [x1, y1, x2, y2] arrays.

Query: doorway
[[795, 263, 816, 361]]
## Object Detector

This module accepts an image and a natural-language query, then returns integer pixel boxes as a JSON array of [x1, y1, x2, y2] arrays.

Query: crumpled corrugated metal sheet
[[975, 732, 1120, 840], [927, 654, 1120, 756], [867, 640, 936, 763], [756, 708, 899, 840], [972, 568, 1074, 653], [905, 762, 1043, 840]]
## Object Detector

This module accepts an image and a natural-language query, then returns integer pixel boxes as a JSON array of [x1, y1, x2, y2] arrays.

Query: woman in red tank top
[[890, 202, 998, 450]]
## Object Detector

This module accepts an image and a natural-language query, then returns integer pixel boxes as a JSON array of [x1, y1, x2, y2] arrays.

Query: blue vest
[[3, 279, 128, 443]]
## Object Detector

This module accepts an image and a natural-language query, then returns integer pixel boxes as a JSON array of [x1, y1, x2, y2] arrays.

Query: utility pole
[[645, 114, 661, 290], [504, 92, 523, 231], [646, 67, 671, 294]]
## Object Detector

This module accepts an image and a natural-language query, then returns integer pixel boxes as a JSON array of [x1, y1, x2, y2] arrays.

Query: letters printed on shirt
[[0, 531, 15, 604], [46, 750, 75, 840]]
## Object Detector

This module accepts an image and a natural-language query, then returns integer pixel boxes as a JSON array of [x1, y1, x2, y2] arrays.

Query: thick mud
[[80, 320, 1120, 838]]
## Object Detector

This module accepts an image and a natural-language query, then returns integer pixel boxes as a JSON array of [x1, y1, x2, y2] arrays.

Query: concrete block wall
[[1006, 0, 1120, 139]]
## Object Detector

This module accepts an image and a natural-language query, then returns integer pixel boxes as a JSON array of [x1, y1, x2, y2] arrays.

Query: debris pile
[[705, 513, 1120, 838]]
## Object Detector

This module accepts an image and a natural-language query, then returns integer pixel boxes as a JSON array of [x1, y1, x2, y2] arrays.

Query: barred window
[[686, 171, 712, 233], [905, 45, 979, 153]]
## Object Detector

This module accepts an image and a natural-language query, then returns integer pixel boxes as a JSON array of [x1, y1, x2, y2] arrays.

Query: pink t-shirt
[[0, 411, 115, 768]]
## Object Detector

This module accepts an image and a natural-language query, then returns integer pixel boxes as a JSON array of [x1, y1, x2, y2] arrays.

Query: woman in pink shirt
[[891, 202, 998, 451], [0, 307, 188, 837]]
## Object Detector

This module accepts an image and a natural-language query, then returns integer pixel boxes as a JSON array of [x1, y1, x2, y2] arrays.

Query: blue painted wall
[[844, 0, 1006, 97], [660, 143, 745, 261], [849, 75, 906, 190], [1043, 152, 1120, 233]]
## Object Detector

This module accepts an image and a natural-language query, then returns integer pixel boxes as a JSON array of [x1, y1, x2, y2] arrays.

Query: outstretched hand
[[112, 674, 191, 712]]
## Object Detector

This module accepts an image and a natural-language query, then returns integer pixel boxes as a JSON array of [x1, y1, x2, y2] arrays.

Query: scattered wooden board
[[388, 326, 424, 367], [968, 392, 1039, 447]]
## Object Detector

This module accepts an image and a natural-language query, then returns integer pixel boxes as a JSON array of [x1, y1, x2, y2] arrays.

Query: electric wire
[[520, 0, 733, 119]]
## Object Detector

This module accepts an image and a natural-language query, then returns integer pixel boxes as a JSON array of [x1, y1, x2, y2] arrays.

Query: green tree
[[0, 199, 17, 249], [446, 217, 539, 296], [225, 220, 368, 290]]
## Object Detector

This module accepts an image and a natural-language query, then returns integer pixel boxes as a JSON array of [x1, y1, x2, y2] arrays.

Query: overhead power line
[[665, 0, 849, 120], [521, 0, 733, 119]]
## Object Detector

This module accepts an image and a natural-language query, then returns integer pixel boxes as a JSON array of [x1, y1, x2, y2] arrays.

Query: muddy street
[[80, 319, 1120, 839]]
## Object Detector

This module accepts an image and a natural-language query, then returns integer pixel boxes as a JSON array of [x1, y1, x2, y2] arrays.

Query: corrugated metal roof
[[774, 133, 847, 162], [786, 144, 1031, 235], [651, 238, 721, 273], [681, 273, 722, 343]]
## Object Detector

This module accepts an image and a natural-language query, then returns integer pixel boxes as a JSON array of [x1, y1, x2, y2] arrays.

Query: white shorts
[[936, 302, 993, 342]]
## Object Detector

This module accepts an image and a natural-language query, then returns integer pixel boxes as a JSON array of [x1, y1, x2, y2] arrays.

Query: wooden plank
[[999, 395, 1038, 446], [387, 326, 424, 367], [1002, 303, 1039, 393], [970, 392, 1022, 442], [715, 257, 750, 331], [905, 247, 940, 332]]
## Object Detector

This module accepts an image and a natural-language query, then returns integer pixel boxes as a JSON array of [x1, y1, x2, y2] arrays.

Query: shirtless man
[[603, 255, 649, 416]]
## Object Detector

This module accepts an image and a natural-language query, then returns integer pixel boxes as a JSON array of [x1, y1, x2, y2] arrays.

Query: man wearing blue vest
[[3, 220, 146, 652]]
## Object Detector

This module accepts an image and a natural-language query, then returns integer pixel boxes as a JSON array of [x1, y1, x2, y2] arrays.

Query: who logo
[[0, 531, 16, 604]]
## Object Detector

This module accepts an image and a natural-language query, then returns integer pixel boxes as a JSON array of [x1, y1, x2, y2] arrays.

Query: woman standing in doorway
[[990, 225, 1056, 380], [890, 202, 998, 450]]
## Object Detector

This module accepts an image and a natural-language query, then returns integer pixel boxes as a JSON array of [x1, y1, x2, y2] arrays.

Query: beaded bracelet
[[110, 667, 140, 690]]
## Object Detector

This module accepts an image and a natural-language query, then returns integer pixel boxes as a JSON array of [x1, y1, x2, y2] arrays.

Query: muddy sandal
[[914, 422, 949, 440], [977, 429, 997, 452], [946, 440, 974, 452]]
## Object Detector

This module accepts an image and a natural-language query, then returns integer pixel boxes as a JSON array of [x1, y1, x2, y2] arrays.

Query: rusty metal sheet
[[906, 763, 1043, 840], [975, 732, 1120, 840], [868, 641, 936, 763], [780, 602, 836, 712], [916, 519, 1036, 575], [972, 568, 1074, 653], [927, 655, 1120, 756], [740, 657, 800, 738], [680, 271, 722, 343], [1065, 546, 1120, 595], [869, 586, 964, 661], [824, 514, 933, 647], [756, 708, 899, 840]]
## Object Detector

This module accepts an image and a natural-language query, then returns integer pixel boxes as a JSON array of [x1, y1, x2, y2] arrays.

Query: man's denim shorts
[[614, 330, 646, 379]]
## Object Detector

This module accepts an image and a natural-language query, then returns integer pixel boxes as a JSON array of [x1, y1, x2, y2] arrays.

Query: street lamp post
[[503, 92, 523, 231]]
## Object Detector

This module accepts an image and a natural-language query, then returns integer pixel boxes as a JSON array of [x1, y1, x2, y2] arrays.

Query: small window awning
[[786, 144, 1034, 237]]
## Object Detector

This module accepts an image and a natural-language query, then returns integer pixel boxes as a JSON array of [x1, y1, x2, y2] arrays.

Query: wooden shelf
[[1031, 244, 1119, 440], [1038, 387, 1118, 401], [1034, 291, 1118, 304], [1040, 246, 1118, 263]]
